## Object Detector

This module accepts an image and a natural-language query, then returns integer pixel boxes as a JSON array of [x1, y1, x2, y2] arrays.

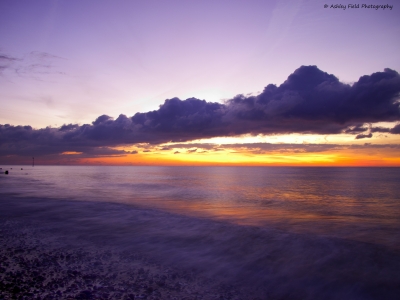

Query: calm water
[[1, 166, 400, 298]]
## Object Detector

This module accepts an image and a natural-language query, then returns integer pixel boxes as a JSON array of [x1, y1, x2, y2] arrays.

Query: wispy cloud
[[0, 51, 66, 80], [0, 53, 20, 73], [166, 142, 400, 154]]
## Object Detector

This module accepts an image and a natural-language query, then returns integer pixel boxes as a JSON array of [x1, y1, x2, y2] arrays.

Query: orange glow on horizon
[[76, 146, 400, 167], [61, 151, 83, 155]]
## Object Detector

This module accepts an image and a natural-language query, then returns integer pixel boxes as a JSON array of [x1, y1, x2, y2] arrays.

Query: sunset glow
[[1, 0, 399, 166], [64, 141, 399, 167]]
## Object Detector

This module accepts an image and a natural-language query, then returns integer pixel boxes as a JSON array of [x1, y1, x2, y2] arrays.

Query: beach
[[1, 166, 400, 299], [2, 0, 400, 298], [0, 195, 254, 300]]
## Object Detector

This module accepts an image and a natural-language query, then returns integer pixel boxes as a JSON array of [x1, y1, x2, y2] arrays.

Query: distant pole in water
[[32, 157, 34, 167]]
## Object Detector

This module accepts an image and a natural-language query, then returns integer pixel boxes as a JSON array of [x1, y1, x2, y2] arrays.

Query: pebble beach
[[1, 166, 400, 299], [0, 228, 241, 300], [1, 197, 261, 300]]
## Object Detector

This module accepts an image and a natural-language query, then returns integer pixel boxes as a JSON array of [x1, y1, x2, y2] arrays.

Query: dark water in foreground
[[1, 166, 400, 299]]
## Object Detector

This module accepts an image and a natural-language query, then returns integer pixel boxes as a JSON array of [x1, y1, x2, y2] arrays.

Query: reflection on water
[[1, 166, 400, 248], [1, 166, 400, 299]]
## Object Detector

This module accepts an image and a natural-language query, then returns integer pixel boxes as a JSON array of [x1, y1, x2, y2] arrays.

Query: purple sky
[[1, 0, 399, 129]]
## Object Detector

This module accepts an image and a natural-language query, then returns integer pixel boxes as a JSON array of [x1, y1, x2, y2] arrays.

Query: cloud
[[1, 66, 400, 158], [167, 143, 218, 150], [344, 124, 369, 134], [390, 123, 400, 134], [371, 126, 391, 133], [166, 142, 400, 154], [128, 66, 400, 140], [0, 53, 20, 73], [0, 51, 66, 79], [355, 133, 373, 139], [28, 51, 66, 61]]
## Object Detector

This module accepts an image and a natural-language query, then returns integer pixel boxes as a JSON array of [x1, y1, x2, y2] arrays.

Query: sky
[[1, 0, 400, 166]]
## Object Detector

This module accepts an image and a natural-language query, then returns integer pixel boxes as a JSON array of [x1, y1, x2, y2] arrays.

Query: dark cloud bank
[[1, 66, 400, 159]]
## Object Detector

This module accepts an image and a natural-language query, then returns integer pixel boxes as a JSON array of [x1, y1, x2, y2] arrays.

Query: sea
[[1, 166, 400, 299]]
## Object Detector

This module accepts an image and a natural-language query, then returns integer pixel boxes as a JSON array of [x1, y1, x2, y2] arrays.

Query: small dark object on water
[[21, 168, 23, 170], [5, 170, 8, 174]]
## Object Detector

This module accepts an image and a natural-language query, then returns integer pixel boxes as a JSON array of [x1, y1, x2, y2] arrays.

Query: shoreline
[[0, 195, 260, 299], [1, 193, 400, 299]]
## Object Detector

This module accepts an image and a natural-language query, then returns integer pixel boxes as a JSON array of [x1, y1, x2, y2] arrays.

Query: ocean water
[[1, 166, 400, 299]]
